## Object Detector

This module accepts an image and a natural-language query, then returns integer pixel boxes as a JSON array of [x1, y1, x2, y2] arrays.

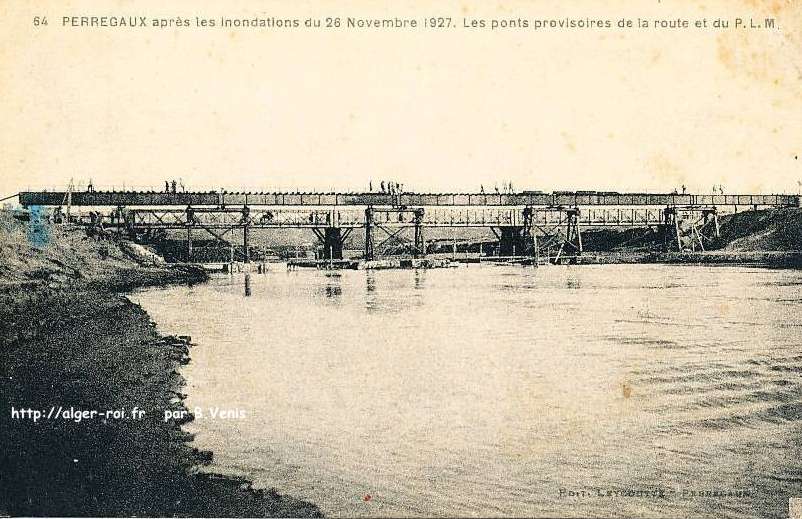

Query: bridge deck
[[17, 191, 800, 208]]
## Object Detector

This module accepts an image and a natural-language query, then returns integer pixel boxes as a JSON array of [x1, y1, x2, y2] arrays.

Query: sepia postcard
[[1, 0, 801, 517]]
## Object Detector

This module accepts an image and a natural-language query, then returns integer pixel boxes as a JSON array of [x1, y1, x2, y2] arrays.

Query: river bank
[[557, 250, 802, 267], [0, 213, 321, 517]]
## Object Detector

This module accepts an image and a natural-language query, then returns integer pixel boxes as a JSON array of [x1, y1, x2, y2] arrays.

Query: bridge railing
[[18, 191, 801, 208]]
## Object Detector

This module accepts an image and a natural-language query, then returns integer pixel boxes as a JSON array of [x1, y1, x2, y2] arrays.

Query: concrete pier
[[321, 227, 344, 260], [498, 226, 530, 257]]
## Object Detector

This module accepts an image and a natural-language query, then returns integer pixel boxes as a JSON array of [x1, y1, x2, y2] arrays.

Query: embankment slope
[[714, 207, 802, 252], [581, 207, 802, 253]]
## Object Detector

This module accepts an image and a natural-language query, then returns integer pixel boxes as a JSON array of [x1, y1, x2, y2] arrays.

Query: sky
[[1, 0, 800, 198]]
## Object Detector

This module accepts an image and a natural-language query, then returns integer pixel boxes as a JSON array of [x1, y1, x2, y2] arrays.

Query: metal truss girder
[[374, 225, 408, 250]]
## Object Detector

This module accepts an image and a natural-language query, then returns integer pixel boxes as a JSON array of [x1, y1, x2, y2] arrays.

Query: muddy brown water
[[131, 264, 802, 518]]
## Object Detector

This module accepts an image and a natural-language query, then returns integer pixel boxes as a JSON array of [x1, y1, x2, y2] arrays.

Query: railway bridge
[[18, 190, 800, 262]]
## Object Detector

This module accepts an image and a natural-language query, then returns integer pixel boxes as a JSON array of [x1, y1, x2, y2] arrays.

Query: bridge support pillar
[[364, 207, 375, 261], [413, 208, 425, 258], [663, 207, 681, 252], [243, 225, 250, 262], [703, 207, 720, 239], [663, 206, 720, 252], [185, 205, 195, 262], [562, 207, 583, 260], [316, 227, 345, 260], [362, 206, 423, 260], [533, 206, 583, 264], [324, 227, 343, 260], [498, 226, 529, 257], [242, 205, 251, 263]]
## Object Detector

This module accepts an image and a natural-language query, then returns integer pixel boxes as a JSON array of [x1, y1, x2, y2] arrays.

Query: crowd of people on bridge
[[366, 180, 522, 195], [368, 180, 405, 195], [479, 182, 516, 194], [164, 179, 186, 194], [670, 184, 727, 195]]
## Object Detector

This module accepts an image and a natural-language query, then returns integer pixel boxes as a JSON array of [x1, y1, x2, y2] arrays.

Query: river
[[130, 263, 802, 518]]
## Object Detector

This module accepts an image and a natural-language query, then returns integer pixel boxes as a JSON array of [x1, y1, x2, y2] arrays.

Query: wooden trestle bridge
[[18, 190, 800, 262]]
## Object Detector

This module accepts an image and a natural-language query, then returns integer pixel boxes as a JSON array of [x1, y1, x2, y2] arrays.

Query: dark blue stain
[[27, 205, 50, 248]]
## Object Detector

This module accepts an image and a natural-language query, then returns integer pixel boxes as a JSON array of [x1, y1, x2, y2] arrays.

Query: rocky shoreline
[[0, 214, 321, 516]]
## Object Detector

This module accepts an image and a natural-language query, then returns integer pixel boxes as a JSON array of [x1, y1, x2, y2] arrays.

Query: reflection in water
[[413, 268, 427, 290], [321, 272, 343, 300], [324, 284, 342, 299], [364, 271, 378, 312], [365, 271, 376, 293], [566, 275, 581, 289], [132, 265, 802, 519]]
